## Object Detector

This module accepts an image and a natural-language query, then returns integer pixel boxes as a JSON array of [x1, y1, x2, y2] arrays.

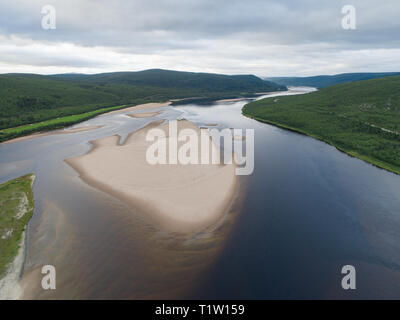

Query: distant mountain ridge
[[265, 72, 400, 88], [51, 69, 286, 92]]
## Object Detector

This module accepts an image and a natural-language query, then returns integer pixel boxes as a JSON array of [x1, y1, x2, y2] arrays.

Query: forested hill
[[265, 72, 400, 88], [52, 69, 285, 92], [0, 69, 285, 130], [243, 75, 400, 175]]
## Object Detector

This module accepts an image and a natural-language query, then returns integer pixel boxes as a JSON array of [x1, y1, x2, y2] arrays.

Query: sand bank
[[127, 110, 164, 118], [216, 97, 248, 103], [107, 102, 170, 115], [60, 125, 103, 134], [66, 120, 238, 233]]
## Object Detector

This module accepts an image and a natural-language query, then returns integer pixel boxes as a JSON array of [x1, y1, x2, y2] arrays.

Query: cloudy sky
[[0, 0, 399, 76]]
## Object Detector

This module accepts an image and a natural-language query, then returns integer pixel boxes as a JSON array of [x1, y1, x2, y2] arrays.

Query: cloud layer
[[0, 0, 399, 76]]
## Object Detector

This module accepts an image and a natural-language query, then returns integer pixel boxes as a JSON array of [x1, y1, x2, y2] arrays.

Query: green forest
[[0, 174, 34, 277], [0, 69, 285, 135], [266, 72, 400, 88], [243, 75, 400, 174]]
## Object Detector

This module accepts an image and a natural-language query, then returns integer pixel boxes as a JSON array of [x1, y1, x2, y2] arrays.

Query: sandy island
[[66, 120, 238, 233]]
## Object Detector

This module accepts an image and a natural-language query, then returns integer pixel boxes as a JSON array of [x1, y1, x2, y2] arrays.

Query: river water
[[1, 87, 400, 299]]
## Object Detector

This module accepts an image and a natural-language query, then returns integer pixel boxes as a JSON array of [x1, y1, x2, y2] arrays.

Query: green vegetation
[[0, 104, 128, 142], [243, 75, 400, 175], [52, 69, 286, 93], [266, 72, 400, 88], [0, 174, 35, 277], [0, 69, 285, 135]]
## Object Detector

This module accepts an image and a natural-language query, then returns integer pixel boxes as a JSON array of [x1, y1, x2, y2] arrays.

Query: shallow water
[[1, 87, 400, 299], [0, 102, 243, 299]]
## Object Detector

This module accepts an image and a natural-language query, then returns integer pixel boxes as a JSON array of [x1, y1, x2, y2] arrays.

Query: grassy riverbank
[[0, 174, 35, 277], [0, 104, 129, 142], [243, 76, 400, 175]]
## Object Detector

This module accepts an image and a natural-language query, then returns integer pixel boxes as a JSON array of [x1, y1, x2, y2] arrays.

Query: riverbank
[[66, 120, 238, 233], [0, 102, 171, 145], [243, 114, 400, 175], [2, 125, 104, 145], [242, 77, 400, 176], [0, 104, 132, 143], [0, 174, 35, 299]]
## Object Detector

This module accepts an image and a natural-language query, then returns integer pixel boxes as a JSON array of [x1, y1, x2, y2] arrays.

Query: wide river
[[1, 87, 400, 299]]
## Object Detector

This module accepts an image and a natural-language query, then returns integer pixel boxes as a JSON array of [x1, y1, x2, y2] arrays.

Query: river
[[1, 87, 400, 299]]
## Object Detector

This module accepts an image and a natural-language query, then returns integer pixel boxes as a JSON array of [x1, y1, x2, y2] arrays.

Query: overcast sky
[[0, 0, 399, 76]]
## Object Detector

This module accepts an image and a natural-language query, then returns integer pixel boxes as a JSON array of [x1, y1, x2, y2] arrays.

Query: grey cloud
[[1, 0, 399, 49], [0, 0, 399, 75]]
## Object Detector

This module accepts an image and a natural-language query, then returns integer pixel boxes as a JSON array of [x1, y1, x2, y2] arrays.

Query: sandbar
[[127, 110, 164, 118], [107, 102, 170, 115], [66, 120, 238, 233]]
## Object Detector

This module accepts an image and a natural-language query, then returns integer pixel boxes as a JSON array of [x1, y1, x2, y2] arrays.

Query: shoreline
[[1, 125, 104, 145], [1, 102, 171, 145], [105, 102, 171, 115], [65, 120, 239, 233], [0, 232, 25, 300], [243, 113, 400, 176], [0, 174, 35, 300]]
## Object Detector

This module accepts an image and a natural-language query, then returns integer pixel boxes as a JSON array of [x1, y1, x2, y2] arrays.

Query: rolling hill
[[0, 69, 285, 133], [265, 72, 400, 89], [243, 75, 400, 174], [52, 69, 285, 93]]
